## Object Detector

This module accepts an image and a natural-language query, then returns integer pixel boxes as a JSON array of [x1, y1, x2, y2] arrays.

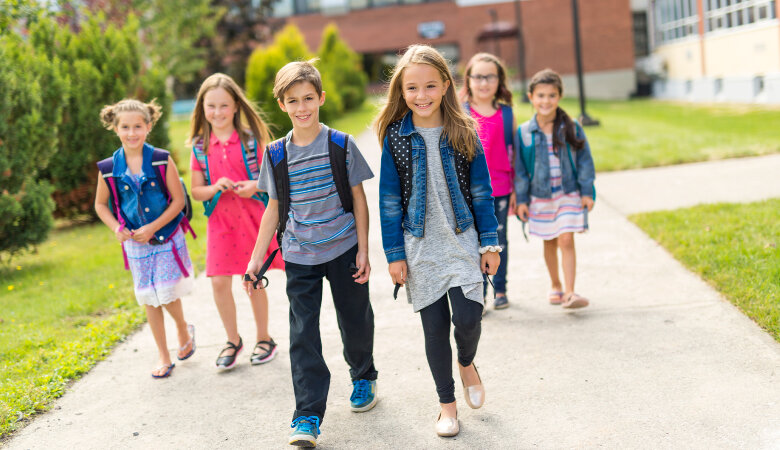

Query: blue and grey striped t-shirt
[[257, 124, 374, 265]]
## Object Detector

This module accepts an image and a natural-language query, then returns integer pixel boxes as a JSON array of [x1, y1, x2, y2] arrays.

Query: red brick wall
[[285, 0, 634, 77]]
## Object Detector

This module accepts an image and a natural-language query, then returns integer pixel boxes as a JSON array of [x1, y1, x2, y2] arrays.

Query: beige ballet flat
[[435, 411, 459, 437], [461, 363, 485, 409]]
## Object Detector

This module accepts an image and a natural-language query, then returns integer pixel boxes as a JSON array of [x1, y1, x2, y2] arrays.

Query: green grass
[[327, 96, 381, 137], [631, 199, 780, 341], [511, 98, 780, 172]]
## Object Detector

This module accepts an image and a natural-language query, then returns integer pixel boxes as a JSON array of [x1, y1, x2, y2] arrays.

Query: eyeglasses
[[468, 74, 499, 83]]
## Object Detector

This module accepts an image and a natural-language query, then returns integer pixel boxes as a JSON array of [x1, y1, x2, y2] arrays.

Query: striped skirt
[[528, 191, 588, 240]]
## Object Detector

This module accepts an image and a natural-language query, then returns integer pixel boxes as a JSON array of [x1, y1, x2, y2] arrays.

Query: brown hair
[[528, 68, 584, 151], [189, 73, 272, 154], [374, 45, 479, 161], [100, 99, 162, 130], [273, 59, 323, 101], [459, 52, 513, 107]]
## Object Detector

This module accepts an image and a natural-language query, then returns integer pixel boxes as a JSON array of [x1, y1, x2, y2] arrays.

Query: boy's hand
[[233, 180, 258, 199], [131, 225, 158, 243], [481, 251, 500, 276], [581, 196, 594, 211], [388, 260, 407, 286], [353, 250, 370, 284], [243, 259, 263, 294], [114, 225, 133, 243], [515, 203, 529, 222], [214, 177, 235, 194]]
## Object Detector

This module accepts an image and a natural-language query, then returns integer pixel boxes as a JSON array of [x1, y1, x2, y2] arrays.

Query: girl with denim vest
[[515, 69, 596, 309], [188, 73, 283, 370], [375, 45, 500, 438], [460, 53, 517, 311], [94, 99, 195, 379]]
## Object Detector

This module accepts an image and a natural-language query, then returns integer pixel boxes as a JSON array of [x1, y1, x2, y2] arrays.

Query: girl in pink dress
[[189, 73, 284, 369]]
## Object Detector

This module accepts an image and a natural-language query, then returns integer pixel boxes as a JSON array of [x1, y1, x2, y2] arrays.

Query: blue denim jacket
[[379, 111, 499, 263], [112, 143, 182, 242], [514, 115, 596, 204]]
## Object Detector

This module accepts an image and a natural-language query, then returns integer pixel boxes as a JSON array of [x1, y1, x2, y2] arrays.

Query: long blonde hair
[[374, 45, 479, 161], [188, 73, 272, 153]]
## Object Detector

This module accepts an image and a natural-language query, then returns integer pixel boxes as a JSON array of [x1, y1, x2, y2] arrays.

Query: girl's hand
[[353, 250, 371, 284], [508, 192, 517, 216], [481, 251, 500, 276], [114, 225, 133, 243], [388, 260, 407, 286], [213, 177, 235, 195], [131, 225, 158, 243], [243, 258, 263, 295], [515, 203, 529, 222], [581, 196, 594, 211], [233, 180, 258, 199]]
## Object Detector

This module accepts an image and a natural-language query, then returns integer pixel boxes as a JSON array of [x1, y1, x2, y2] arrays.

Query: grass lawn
[[511, 98, 780, 172], [631, 199, 780, 341]]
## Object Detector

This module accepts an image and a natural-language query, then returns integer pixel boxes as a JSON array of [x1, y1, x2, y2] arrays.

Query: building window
[[705, 0, 777, 33], [633, 11, 650, 57], [653, 0, 699, 45]]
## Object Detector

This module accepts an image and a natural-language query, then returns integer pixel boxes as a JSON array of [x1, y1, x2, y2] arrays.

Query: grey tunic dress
[[403, 126, 484, 312]]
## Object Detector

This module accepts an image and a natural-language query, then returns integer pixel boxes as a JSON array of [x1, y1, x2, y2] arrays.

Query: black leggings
[[419, 287, 483, 404]]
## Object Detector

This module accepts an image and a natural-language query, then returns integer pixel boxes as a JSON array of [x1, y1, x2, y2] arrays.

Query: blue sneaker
[[494, 295, 509, 310], [289, 416, 320, 447], [350, 379, 377, 412]]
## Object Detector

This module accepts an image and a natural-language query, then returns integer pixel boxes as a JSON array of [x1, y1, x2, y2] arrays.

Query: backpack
[[191, 133, 269, 217], [265, 128, 353, 247], [463, 102, 515, 160], [97, 148, 197, 276], [518, 121, 596, 201]]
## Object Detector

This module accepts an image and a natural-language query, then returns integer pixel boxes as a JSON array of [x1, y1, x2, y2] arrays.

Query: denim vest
[[514, 115, 596, 204], [379, 111, 499, 263], [111, 143, 183, 242]]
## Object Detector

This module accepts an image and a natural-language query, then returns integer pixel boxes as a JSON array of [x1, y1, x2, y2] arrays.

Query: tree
[[0, 33, 66, 256], [318, 24, 367, 111]]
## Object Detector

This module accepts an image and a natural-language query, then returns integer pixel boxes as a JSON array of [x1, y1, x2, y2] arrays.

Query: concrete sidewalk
[[8, 135, 780, 449]]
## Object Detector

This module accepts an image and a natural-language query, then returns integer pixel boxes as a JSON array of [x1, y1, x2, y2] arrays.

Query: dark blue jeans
[[285, 244, 378, 423], [484, 194, 509, 297]]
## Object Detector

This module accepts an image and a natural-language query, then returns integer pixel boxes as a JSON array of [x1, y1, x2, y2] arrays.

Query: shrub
[[318, 24, 367, 111], [0, 34, 64, 257]]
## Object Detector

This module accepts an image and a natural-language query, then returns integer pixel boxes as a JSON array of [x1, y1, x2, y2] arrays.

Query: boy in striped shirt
[[245, 59, 377, 448]]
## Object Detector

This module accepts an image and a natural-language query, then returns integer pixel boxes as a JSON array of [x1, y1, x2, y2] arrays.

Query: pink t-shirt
[[471, 107, 514, 197], [190, 130, 283, 276]]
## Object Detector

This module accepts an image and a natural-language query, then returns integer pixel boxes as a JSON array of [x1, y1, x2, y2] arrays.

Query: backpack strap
[[151, 148, 197, 240], [500, 104, 514, 156], [97, 156, 130, 270], [328, 128, 353, 214], [518, 122, 535, 182], [239, 137, 268, 206], [268, 138, 289, 247]]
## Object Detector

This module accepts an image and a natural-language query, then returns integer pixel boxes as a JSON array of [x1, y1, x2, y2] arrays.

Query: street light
[[513, 0, 529, 103], [488, 9, 501, 58], [571, 0, 599, 126]]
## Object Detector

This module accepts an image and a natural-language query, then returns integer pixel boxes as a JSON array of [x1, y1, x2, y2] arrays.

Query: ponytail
[[552, 107, 585, 151]]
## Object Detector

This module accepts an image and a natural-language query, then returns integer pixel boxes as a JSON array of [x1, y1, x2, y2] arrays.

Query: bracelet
[[114, 224, 122, 233], [479, 245, 502, 254]]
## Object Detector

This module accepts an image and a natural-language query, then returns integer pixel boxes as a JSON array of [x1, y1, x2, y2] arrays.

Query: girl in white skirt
[[515, 69, 596, 309], [95, 99, 196, 378]]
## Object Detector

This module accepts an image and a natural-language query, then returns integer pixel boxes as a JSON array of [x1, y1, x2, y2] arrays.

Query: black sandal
[[215, 337, 243, 369], [250, 339, 278, 365]]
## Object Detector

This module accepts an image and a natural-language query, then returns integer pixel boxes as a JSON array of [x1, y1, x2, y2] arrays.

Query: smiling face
[[203, 87, 238, 133], [402, 63, 450, 128], [114, 111, 151, 152], [468, 60, 500, 104], [278, 81, 325, 131], [528, 83, 561, 121]]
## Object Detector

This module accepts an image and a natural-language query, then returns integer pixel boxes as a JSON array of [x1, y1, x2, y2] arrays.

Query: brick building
[[273, 0, 638, 99]]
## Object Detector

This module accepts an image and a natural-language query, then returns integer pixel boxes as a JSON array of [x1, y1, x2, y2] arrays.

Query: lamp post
[[514, 0, 529, 103], [571, 0, 599, 126], [488, 9, 501, 57]]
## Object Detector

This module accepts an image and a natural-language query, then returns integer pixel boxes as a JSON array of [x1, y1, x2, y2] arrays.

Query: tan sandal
[[562, 292, 589, 309]]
